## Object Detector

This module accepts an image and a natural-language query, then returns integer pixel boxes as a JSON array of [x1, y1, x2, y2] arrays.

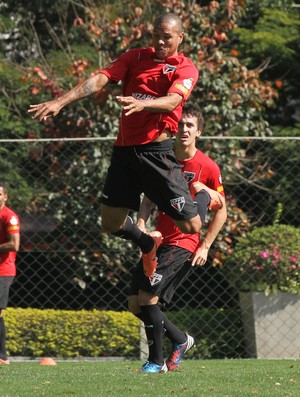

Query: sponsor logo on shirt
[[183, 171, 196, 183], [163, 64, 177, 74], [175, 83, 188, 95], [9, 216, 18, 226], [175, 78, 194, 95], [170, 197, 185, 212], [132, 93, 156, 100], [149, 273, 163, 285], [183, 78, 193, 90]]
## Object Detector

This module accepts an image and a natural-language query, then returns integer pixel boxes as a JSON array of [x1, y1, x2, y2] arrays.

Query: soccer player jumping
[[28, 14, 221, 284]]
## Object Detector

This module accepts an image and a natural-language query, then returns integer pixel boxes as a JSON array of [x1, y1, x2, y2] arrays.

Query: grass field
[[0, 359, 299, 397]]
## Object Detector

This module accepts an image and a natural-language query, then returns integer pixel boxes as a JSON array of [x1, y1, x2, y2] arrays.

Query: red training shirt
[[0, 205, 20, 276], [156, 149, 225, 253], [100, 47, 199, 146]]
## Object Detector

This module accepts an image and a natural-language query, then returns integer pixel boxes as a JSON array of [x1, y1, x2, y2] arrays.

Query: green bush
[[5, 307, 244, 359], [167, 308, 244, 359], [222, 224, 300, 295], [5, 308, 139, 358]]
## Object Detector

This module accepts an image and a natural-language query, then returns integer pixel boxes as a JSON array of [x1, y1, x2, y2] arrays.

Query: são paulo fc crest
[[183, 171, 196, 183], [149, 273, 163, 286], [163, 64, 177, 74], [170, 196, 185, 212]]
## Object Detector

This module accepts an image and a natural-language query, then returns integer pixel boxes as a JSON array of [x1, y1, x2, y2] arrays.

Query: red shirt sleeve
[[99, 50, 132, 83], [6, 213, 20, 234], [168, 61, 199, 100]]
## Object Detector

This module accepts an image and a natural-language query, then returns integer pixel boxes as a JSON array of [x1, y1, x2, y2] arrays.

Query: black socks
[[136, 305, 187, 365], [193, 190, 210, 224], [161, 312, 186, 345], [140, 305, 164, 365], [112, 216, 154, 253]]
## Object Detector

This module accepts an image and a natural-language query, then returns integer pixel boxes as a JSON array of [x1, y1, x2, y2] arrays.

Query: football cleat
[[166, 333, 195, 371], [190, 182, 223, 211], [0, 358, 10, 365], [142, 231, 162, 277], [141, 360, 168, 373]]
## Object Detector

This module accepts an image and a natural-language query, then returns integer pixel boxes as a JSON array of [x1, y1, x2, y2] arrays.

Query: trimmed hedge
[[5, 308, 140, 358], [5, 307, 244, 359]]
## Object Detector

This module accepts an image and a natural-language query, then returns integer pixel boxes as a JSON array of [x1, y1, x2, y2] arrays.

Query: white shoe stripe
[[186, 334, 195, 351]]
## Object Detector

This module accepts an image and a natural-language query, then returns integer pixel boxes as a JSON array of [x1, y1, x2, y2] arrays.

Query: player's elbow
[[216, 203, 228, 223]]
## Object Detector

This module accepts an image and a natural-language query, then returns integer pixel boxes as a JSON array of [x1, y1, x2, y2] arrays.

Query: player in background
[[0, 183, 20, 365], [128, 104, 227, 373], [28, 13, 221, 278]]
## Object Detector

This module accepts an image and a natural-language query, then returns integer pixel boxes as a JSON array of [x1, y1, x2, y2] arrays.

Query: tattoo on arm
[[82, 78, 98, 97], [65, 76, 101, 103]]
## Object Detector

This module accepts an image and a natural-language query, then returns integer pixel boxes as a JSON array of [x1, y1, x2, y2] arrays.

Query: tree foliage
[[233, 1, 300, 125], [0, 0, 298, 287]]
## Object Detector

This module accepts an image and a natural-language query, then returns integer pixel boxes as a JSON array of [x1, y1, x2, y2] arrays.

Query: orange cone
[[40, 357, 57, 366]]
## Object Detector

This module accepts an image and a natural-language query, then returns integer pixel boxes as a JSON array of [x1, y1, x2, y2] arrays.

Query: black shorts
[[101, 140, 198, 221], [129, 245, 193, 304], [0, 276, 14, 309]]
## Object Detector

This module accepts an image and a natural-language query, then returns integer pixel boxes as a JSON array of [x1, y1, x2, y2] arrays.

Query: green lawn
[[0, 359, 299, 397]]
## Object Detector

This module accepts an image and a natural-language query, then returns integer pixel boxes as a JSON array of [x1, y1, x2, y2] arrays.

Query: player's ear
[[178, 32, 184, 44]]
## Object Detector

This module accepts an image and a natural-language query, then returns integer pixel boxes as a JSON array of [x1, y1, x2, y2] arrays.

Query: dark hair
[[154, 13, 183, 33], [182, 103, 204, 131]]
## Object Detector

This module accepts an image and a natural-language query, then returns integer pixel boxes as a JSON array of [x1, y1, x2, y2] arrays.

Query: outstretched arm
[[28, 73, 110, 122]]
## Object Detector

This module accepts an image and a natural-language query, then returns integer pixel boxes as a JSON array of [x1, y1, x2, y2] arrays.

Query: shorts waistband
[[114, 139, 173, 154]]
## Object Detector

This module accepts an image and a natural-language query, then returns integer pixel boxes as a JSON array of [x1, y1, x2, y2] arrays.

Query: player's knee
[[138, 293, 159, 306], [101, 215, 125, 234], [128, 296, 140, 316], [100, 205, 128, 233], [101, 218, 117, 233]]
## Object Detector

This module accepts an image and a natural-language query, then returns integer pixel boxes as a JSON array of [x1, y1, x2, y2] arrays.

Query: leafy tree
[[1, 0, 296, 289], [233, 1, 300, 125]]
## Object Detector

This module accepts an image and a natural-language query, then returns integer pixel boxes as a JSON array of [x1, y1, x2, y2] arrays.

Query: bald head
[[154, 13, 183, 34]]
